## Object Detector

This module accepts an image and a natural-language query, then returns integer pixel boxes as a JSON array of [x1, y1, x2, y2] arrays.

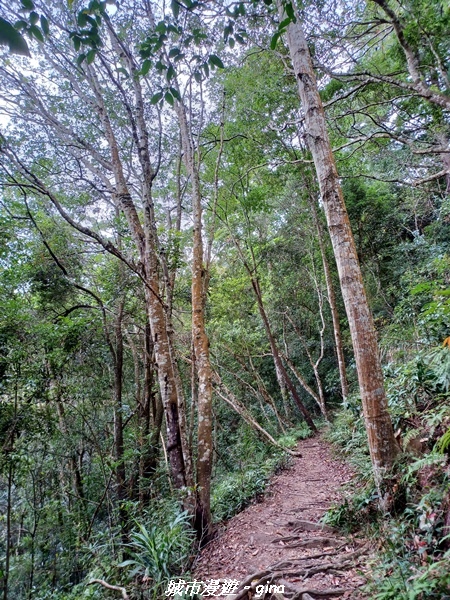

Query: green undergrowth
[[32, 495, 197, 600], [211, 422, 311, 522], [323, 346, 450, 599]]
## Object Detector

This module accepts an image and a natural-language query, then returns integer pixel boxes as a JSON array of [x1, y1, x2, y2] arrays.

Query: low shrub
[[120, 510, 195, 598]]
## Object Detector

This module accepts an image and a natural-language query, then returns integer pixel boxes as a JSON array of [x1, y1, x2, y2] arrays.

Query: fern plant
[[436, 428, 450, 454]]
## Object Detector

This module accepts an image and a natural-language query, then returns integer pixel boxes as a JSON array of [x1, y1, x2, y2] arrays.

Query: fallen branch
[[213, 373, 300, 457], [88, 579, 130, 599]]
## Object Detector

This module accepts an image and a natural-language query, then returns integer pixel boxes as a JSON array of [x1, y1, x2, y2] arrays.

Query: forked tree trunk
[[281, 8, 398, 501], [86, 65, 187, 492]]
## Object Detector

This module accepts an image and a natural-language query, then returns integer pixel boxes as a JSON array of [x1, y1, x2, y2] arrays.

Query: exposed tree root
[[225, 544, 369, 600], [286, 520, 336, 534], [275, 536, 344, 549]]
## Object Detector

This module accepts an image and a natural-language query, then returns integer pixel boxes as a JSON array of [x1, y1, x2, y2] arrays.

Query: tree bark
[[309, 198, 349, 401], [281, 8, 398, 500], [175, 93, 214, 542], [112, 300, 128, 545], [139, 322, 164, 506], [251, 276, 317, 432]]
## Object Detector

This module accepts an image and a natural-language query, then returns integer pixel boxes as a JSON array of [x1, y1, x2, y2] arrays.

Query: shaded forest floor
[[193, 436, 371, 599]]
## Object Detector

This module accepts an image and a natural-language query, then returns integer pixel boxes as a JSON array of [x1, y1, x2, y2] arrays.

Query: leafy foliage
[[120, 510, 195, 597]]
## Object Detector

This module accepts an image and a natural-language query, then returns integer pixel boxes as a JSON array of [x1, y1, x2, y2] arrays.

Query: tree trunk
[[251, 276, 317, 432], [309, 198, 349, 401], [139, 322, 164, 506], [175, 95, 214, 542], [281, 9, 398, 501], [4, 462, 12, 600], [86, 65, 187, 491], [113, 300, 128, 545]]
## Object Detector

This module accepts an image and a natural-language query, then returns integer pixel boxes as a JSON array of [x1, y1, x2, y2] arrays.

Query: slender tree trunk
[[309, 198, 349, 400], [213, 374, 298, 455], [139, 322, 164, 506], [55, 401, 86, 505], [175, 96, 214, 542], [281, 9, 398, 501], [251, 277, 317, 432], [86, 64, 187, 491], [113, 301, 128, 545], [281, 350, 322, 412], [4, 462, 12, 600]]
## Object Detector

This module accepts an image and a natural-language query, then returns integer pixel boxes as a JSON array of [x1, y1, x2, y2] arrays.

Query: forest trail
[[193, 436, 369, 599]]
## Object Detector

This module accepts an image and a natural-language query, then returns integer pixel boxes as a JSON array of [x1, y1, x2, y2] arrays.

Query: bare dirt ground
[[193, 435, 370, 599]]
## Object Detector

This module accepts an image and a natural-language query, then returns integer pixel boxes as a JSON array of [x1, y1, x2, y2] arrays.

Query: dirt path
[[193, 435, 369, 599]]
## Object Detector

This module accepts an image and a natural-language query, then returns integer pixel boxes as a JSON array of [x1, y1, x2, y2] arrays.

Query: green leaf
[[29, 25, 44, 42], [14, 20, 29, 30], [76, 52, 86, 66], [40, 15, 49, 36], [166, 64, 175, 81], [155, 21, 166, 34], [203, 61, 209, 78], [270, 31, 280, 50], [209, 54, 224, 69], [150, 91, 163, 104], [29, 11, 39, 25], [279, 17, 291, 30], [20, 0, 35, 9], [171, 0, 180, 19], [164, 91, 174, 106], [228, 36, 235, 48], [72, 35, 81, 51], [85, 14, 97, 27], [285, 1, 296, 22], [223, 23, 233, 42], [86, 48, 96, 64], [140, 59, 152, 76], [169, 86, 181, 101], [78, 12, 88, 27], [193, 70, 202, 83], [0, 17, 30, 56], [169, 47, 180, 58], [118, 559, 138, 567]]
